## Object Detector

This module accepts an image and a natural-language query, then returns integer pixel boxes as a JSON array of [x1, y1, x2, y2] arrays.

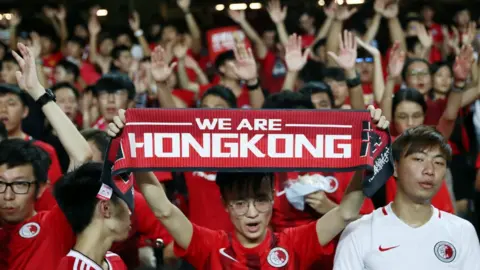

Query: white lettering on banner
[[128, 133, 352, 159], [211, 31, 246, 52], [367, 147, 390, 183]]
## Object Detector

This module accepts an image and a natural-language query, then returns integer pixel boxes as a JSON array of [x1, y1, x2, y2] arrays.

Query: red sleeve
[[431, 181, 455, 214], [173, 224, 225, 268], [134, 192, 173, 246], [45, 206, 76, 253], [56, 256, 74, 270], [284, 221, 335, 268]]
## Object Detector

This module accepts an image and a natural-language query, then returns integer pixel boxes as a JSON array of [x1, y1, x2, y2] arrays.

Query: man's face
[[0, 164, 43, 224], [1, 62, 19, 84], [325, 78, 348, 108], [74, 25, 89, 39], [55, 87, 78, 121], [224, 179, 273, 243], [66, 41, 82, 58], [0, 93, 28, 134], [311, 92, 332, 109], [99, 38, 114, 57], [97, 90, 130, 122], [40, 36, 54, 55], [161, 26, 179, 43], [54, 66, 74, 84], [200, 94, 232, 109], [88, 140, 103, 162], [433, 66, 453, 94], [395, 146, 447, 203], [422, 7, 434, 22], [114, 51, 133, 73], [455, 10, 470, 27], [262, 31, 276, 50], [356, 61, 373, 83], [406, 61, 432, 95], [101, 198, 131, 241], [299, 14, 314, 32]]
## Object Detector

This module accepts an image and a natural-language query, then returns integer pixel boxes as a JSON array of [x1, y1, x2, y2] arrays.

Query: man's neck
[[74, 225, 114, 268], [391, 191, 433, 228], [220, 78, 242, 96], [235, 229, 268, 249], [8, 129, 25, 140]]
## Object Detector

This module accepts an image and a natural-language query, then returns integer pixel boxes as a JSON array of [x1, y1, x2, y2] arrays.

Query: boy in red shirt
[[54, 162, 129, 270], [107, 105, 390, 269]]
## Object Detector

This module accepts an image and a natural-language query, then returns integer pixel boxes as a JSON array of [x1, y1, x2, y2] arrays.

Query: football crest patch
[[267, 247, 289, 267], [19, 222, 40, 238], [434, 241, 456, 263]]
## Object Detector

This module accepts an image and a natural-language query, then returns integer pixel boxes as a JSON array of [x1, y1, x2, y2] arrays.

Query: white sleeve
[[461, 222, 480, 270], [333, 221, 365, 270]]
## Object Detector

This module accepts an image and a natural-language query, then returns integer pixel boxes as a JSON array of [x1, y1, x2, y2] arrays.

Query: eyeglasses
[[356, 57, 373, 63], [229, 198, 273, 216], [408, 70, 430, 78], [0, 181, 36, 194]]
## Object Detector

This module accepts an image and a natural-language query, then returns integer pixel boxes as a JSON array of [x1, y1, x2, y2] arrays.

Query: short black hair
[[214, 50, 235, 73], [392, 125, 452, 162], [56, 59, 80, 80], [299, 60, 325, 83], [111, 45, 131, 60], [94, 73, 135, 100], [406, 36, 421, 54], [299, 81, 334, 106], [200, 86, 237, 108], [262, 91, 314, 109], [392, 88, 427, 115], [0, 139, 51, 185], [216, 172, 274, 201], [430, 61, 453, 76], [323, 67, 346, 82], [402, 58, 431, 81], [67, 36, 87, 48], [51, 82, 80, 99], [54, 162, 120, 234], [0, 122, 7, 142], [81, 129, 109, 160], [0, 84, 28, 106]]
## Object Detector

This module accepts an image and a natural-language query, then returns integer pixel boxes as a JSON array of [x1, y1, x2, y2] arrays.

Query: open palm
[[229, 43, 258, 81], [327, 30, 357, 70], [151, 46, 177, 83], [267, 0, 287, 23], [285, 34, 310, 72], [453, 45, 474, 81]]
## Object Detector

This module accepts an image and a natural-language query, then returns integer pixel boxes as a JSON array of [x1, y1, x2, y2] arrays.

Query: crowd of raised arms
[[0, 0, 479, 269]]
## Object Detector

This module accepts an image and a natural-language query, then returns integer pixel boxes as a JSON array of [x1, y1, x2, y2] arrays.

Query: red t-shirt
[[111, 191, 172, 268], [172, 89, 197, 108], [198, 83, 251, 108], [91, 117, 107, 131], [384, 176, 455, 213], [80, 61, 102, 86], [57, 250, 127, 270], [271, 171, 374, 232], [258, 51, 286, 94], [184, 172, 234, 232], [301, 34, 315, 48], [425, 98, 447, 126], [173, 221, 334, 269], [0, 206, 75, 270]]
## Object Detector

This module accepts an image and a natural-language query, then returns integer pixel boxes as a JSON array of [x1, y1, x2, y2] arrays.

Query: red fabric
[[42, 52, 64, 68], [184, 172, 234, 232], [258, 51, 286, 94], [476, 154, 480, 169], [0, 206, 75, 270], [173, 221, 334, 269], [385, 176, 455, 214], [57, 252, 127, 270], [198, 83, 251, 108], [91, 117, 107, 131], [424, 98, 447, 126], [301, 34, 315, 48], [80, 62, 101, 86], [172, 89, 197, 108], [111, 191, 172, 268]]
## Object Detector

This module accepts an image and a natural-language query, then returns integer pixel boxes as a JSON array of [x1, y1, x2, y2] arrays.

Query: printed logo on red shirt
[[267, 247, 289, 267], [19, 222, 40, 238], [434, 241, 456, 263], [324, 176, 339, 193]]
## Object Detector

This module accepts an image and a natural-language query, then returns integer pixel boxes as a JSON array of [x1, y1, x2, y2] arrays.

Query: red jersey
[[0, 206, 75, 270], [198, 83, 251, 108], [184, 172, 234, 232], [57, 250, 127, 270], [384, 176, 455, 213], [271, 171, 374, 232], [174, 221, 334, 269], [425, 98, 447, 126], [91, 117, 107, 131], [258, 51, 286, 94], [111, 191, 172, 268]]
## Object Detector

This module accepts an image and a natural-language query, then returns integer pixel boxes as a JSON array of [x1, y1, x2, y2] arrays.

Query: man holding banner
[[106, 100, 391, 269]]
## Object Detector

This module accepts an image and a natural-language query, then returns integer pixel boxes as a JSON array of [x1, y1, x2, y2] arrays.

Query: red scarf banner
[[102, 108, 394, 208]]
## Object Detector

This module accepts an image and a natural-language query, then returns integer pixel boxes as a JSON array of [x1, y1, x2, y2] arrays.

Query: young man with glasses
[[107, 102, 390, 269], [0, 43, 92, 269]]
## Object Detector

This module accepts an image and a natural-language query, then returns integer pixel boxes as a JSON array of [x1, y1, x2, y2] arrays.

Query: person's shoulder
[[106, 252, 127, 269], [342, 207, 387, 237], [437, 210, 476, 232], [32, 139, 56, 154]]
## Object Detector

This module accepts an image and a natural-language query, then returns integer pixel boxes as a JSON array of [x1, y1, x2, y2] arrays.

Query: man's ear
[[22, 105, 29, 119], [127, 100, 135, 108], [393, 161, 399, 178], [35, 182, 47, 200], [99, 200, 113, 218]]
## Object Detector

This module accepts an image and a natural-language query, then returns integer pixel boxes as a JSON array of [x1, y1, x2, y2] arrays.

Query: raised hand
[[228, 9, 246, 24], [176, 0, 191, 12], [453, 44, 474, 81], [43, 7, 55, 19], [305, 191, 337, 215], [228, 40, 258, 81], [107, 109, 126, 138], [356, 37, 380, 57], [29, 32, 42, 60], [285, 34, 310, 72], [173, 41, 188, 59], [129, 11, 141, 32], [335, 6, 358, 21], [380, 3, 399, 19], [327, 30, 357, 71], [88, 16, 101, 36], [462, 21, 477, 45], [323, 1, 337, 18], [151, 46, 178, 83], [56, 5, 67, 20], [374, 0, 386, 14], [10, 10, 21, 27], [416, 24, 433, 48], [387, 42, 406, 78], [267, 0, 287, 24], [11, 43, 44, 98], [368, 105, 389, 130]]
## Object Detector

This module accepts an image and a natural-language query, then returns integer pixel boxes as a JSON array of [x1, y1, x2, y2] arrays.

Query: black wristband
[[346, 75, 361, 88], [452, 84, 465, 93], [247, 79, 260, 91]]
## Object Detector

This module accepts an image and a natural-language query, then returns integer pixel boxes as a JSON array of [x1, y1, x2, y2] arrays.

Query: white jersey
[[334, 203, 480, 270]]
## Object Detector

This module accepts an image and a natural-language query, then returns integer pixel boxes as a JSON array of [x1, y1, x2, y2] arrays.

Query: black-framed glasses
[[229, 198, 273, 216], [0, 181, 36, 194]]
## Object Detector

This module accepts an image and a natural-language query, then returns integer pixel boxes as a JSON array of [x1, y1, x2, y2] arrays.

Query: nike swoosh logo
[[219, 248, 238, 262], [378, 245, 399, 252]]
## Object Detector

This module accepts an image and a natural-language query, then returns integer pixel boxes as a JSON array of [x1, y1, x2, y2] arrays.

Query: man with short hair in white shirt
[[334, 125, 480, 270]]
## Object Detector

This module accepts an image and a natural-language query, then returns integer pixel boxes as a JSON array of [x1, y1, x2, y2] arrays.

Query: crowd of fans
[[0, 0, 480, 269]]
